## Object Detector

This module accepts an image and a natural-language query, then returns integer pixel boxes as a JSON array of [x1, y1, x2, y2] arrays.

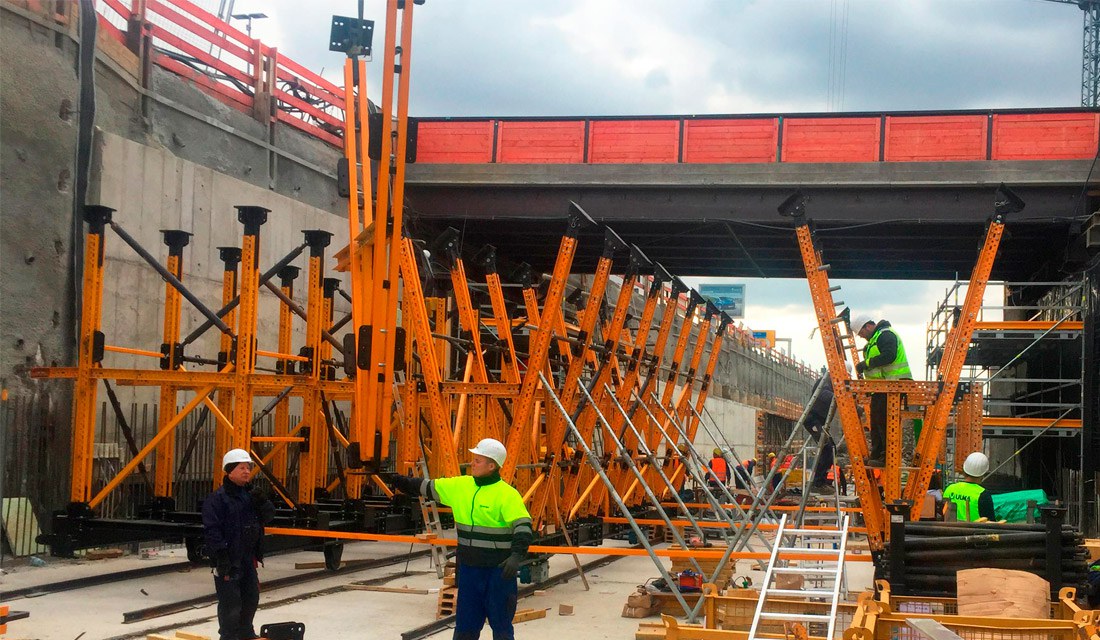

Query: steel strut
[[502, 202, 595, 482]]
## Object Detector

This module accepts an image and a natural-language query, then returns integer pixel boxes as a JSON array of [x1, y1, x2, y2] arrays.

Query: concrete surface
[[1, 537, 876, 640]]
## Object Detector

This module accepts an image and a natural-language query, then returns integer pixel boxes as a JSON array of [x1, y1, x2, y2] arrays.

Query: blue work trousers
[[213, 561, 259, 640], [454, 563, 518, 640]]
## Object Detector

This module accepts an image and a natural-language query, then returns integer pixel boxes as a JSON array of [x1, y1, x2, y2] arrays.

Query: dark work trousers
[[804, 420, 835, 485], [214, 561, 259, 640], [869, 393, 887, 460], [454, 563, 518, 640]]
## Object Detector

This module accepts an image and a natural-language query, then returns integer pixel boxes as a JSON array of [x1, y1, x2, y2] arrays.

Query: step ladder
[[393, 371, 448, 579], [748, 513, 850, 640], [417, 459, 448, 579]]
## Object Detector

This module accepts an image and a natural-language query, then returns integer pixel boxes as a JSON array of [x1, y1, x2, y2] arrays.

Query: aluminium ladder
[[748, 513, 850, 640]]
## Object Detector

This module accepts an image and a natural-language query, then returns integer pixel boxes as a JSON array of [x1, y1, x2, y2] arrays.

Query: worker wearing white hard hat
[[942, 452, 996, 521], [388, 438, 532, 640], [851, 313, 912, 467], [202, 449, 276, 640]]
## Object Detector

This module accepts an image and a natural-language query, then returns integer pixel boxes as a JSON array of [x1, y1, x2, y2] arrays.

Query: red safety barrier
[[497, 120, 586, 164], [682, 118, 778, 163], [884, 114, 987, 162], [992, 112, 1100, 160], [417, 121, 495, 163], [92, 3, 1099, 162], [781, 116, 881, 163], [588, 119, 679, 164]]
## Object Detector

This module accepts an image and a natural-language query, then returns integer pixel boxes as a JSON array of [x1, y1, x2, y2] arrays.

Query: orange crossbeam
[[265, 526, 872, 562], [601, 516, 867, 533], [972, 320, 1083, 331]]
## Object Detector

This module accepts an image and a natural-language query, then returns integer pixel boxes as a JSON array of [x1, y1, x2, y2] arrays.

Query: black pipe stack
[[883, 505, 1089, 599]]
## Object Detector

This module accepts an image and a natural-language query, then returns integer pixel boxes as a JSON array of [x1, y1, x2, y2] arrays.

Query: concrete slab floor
[[1, 540, 876, 640]]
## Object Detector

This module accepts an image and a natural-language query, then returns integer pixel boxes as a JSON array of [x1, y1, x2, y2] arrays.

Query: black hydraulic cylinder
[[1041, 504, 1067, 589], [885, 501, 911, 594]]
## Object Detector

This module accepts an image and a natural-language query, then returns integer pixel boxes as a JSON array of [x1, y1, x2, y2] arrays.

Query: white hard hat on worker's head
[[963, 451, 989, 477], [852, 314, 875, 331], [469, 438, 507, 468], [222, 448, 252, 471]]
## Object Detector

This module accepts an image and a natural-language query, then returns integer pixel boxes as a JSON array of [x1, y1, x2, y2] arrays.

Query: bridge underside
[[405, 161, 1092, 280]]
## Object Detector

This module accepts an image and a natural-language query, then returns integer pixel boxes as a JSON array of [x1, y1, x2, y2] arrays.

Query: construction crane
[[1043, 0, 1100, 106]]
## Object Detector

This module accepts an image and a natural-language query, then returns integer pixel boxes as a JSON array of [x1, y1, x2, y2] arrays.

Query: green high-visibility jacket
[[943, 480, 989, 521], [425, 473, 533, 567], [863, 326, 911, 379]]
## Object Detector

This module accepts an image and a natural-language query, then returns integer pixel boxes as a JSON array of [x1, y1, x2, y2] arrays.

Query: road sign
[[698, 283, 745, 318]]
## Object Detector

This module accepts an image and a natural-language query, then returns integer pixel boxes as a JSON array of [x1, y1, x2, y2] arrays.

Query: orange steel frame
[[795, 203, 1007, 549], [36, 2, 829, 554]]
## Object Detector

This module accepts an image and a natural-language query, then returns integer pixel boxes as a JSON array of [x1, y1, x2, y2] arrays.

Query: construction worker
[[852, 314, 911, 466], [803, 372, 837, 493], [707, 447, 729, 490], [202, 449, 276, 640], [733, 458, 754, 489], [388, 438, 533, 640], [942, 452, 996, 521]]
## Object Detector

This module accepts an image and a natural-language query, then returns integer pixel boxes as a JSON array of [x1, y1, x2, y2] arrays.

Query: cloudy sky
[[223, 0, 1081, 373]]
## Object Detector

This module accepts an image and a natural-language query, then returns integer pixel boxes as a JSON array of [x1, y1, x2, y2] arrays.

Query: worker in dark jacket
[[943, 451, 996, 521], [202, 449, 276, 640], [853, 315, 911, 466], [803, 372, 837, 493], [389, 438, 533, 640]]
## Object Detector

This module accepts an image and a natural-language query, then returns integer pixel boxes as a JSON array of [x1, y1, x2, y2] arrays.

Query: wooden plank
[[174, 632, 211, 640], [343, 585, 429, 595], [992, 112, 1100, 160], [781, 117, 880, 162], [588, 120, 679, 163], [497, 121, 585, 163], [513, 608, 549, 623], [682, 118, 778, 163], [884, 115, 986, 162], [85, 548, 125, 560], [416, 121, 495, 163]]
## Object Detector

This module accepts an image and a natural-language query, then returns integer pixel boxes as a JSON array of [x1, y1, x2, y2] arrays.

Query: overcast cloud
[[246, 0, 1084, 115], [224, 0, 1082, 373]]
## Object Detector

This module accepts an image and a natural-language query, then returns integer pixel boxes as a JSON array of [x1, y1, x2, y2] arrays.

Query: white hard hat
[[222, 448, 252, 470], [845, 362, 854, 375], [469, 438, 507, 468], [852, 314, 874, 331], [963, 451, 989, 477]]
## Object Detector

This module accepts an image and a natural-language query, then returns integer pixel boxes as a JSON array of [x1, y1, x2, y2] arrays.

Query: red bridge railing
[[79, 3, 1100, 164], [95, 0, 345, 146], [414, 110, 1100, 165]]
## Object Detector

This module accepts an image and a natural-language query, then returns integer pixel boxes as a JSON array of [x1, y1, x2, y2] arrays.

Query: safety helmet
[[469, 438, 507, 468], [963, 451, 989, 477], [222, 448, 252, 472], [767, 452, 776, 458], [852, 314, 874, 332], [713, 447, 722, 457]]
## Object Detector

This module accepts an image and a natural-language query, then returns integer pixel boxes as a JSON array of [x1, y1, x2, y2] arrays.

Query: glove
[[499, 553, 524, 580], [390, 474, 423, 496], [855, 361, 868, 374], [214, 549, 232, 580]]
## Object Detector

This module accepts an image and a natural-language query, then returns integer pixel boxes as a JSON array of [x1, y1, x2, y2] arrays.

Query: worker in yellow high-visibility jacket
[[853, 314, 911, 467], [389, 438, 533, 640]]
